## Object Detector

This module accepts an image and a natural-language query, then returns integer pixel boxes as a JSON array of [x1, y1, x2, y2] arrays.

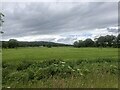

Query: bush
[[2, 58, 119, 86], [16, 60, 32, 71]]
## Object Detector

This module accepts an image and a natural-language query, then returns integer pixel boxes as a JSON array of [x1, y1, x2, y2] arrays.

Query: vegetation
[[74, 34, 120, 48], [2, 40, 71, 48], [3, 47, 118, 61], [1, 11, 119, 88], [2, 47, 119, 88]]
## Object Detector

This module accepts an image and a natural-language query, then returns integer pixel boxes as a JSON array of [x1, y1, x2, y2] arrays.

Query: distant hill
[[18, 41, 71, 47], [2, 41, 72, 48]]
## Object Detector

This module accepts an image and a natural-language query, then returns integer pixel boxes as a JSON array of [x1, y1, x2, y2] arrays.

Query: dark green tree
[[84, 38, 94, 47], [73, 41, 79, 47], [78, 40, 85, 47], [105, 35, 116, 47], [96, 36, 106, 47], [8, 39, 19, 48], [2, 41, 8, 48]]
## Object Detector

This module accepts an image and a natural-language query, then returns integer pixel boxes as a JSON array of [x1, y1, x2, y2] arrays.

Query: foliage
[[73, 34, 120, 48], [2, 40, 71, 48], [2, 34, 120, 48], [2, 58, 119, 88], [8, 39, 19, 48], [2, 47, 118, 88]]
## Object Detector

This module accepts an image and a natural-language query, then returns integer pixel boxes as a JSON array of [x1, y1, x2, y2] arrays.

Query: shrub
[[16, 60, 32, 71]]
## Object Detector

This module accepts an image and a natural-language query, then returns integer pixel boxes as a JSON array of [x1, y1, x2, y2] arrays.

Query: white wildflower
[[110, 65, 113, 67], [80, 73, 83, 76], [72, 69, 75, 72], [62, 65, 65, 67], [54, 64, 58, 66], [68, 66, 72, 69], [61, 61, 65, 64]]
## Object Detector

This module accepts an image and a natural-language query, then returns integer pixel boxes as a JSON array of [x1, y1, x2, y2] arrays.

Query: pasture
[[3, 47, 118, 61], [2, 47, 119, 88]]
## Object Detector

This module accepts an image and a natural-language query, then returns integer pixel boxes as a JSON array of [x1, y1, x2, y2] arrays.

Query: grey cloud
[[2, 2, 118, 41], [57, 37, 77, 44], [107, 27, 118, 33]]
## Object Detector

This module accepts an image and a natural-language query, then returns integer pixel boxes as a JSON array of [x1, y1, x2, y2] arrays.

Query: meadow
[[2, 47, 119, 88]]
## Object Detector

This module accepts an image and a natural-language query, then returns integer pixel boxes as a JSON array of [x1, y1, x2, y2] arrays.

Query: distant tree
[[78, 40, 85, 47], [105, 35, 116, 47], [96, 36, 106, 47], [2, 41, 8, 48], [8, 39, 19, 48], [46, 42, 52, 48], [73, 41, 79, 47], [84, 38, 94, 47]]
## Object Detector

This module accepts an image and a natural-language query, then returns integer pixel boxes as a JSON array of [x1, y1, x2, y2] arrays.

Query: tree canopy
[[74, 34, 119, 48]]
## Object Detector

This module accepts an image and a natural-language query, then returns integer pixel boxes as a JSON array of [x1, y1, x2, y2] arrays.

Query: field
[[2, 47, 119, 88]]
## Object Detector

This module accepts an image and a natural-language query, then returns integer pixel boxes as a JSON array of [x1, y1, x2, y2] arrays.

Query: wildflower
[[54, 64, 58, 66], [61, 61, 65, 64], [110, 65, 117, 69], [80, 72, 83, 76], [110, 65, 113, 67], [62, 65, 65, 67], [77, 69, 80, 71], [72, 69, 75, 72], [68, 66, 72, 69]]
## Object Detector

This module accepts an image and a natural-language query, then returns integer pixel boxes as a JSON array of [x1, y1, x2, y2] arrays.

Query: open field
[[2, 47, 119, 88], [3, 47, 118, 61]]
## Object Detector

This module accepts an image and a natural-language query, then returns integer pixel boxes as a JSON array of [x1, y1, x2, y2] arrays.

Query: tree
[[46, 42, 52, 48], [84, 38, 94, 47], [78, 40, 85, 47], [8, 39, 19, 48], [2, 41, 8, 48], [105, 35, 116, 47], [73, 41, 79, 47], [96, 36, 106, 47]]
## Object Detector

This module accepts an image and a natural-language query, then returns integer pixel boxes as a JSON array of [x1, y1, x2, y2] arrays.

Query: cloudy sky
[[1, 2, 118, 44]]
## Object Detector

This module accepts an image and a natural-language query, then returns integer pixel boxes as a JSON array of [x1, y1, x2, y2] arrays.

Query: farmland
[[2, 47, 119, 88]]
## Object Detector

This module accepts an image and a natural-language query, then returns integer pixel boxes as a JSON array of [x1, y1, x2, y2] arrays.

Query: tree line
[[2, 39, 71, 48], [1, 34, 120, 48], [74, 34, 120, 48]]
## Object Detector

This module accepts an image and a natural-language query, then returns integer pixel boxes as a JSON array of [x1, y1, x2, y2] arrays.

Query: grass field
[[3, 47, 118, 61], [2, 47, 119, 88]]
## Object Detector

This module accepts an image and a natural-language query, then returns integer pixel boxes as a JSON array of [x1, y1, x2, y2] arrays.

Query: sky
[[1, 2, 118, 44]]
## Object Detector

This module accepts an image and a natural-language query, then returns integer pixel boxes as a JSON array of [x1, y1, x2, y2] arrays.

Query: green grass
[[3, 47, 118, 62], [2, 47, 119, 88]]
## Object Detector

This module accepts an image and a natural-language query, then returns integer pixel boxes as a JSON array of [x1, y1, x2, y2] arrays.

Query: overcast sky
[[1, 2, 118, 44]]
